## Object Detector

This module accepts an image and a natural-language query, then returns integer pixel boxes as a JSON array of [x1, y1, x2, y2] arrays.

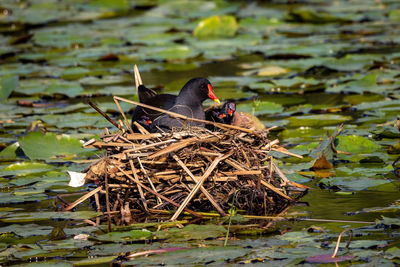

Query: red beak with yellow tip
[[207, 84, 220, 104]]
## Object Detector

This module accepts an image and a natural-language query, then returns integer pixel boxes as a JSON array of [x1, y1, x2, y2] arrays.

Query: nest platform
[[63, 101, 308, 224]]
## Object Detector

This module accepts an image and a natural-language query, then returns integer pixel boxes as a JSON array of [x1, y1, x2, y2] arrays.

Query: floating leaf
[[343, 94, 385, 105], [328, 73, 378, 94], [376, 216, 400, 227], [319, 177, 391, 191], [94, 230, 151, 242], [384, 247, 400, 260], [0, 142, 22, 160], [194, 15, 238, 38], [286, 8, 352, 24], [0, 75, 18, 102], [153, 224, 226, 241], [139, 45, 199, 61], [335, 135, 380, 154], [18, 132, 86, 161], [147, 0, 218, 19], [256, 66, 289, 76], [2, 162, 56, 176], [0, 211, 101, 223], [288, 114, 351, 127], [237, 100, 283, 115], [87, 0, 130, 11], [13, 261, 73, 267], [389, 9, 400, 22], [127, 246, 250, 266], [73, 256, 117, 266], [305, 253, 354, 263], [41, 113, 111, 129]]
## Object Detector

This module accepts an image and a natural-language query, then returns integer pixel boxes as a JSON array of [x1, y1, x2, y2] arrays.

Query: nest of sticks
[[62, 96, 308, 224]]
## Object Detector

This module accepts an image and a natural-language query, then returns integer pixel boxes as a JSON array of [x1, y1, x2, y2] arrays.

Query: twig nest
[[73, 127, 307, 222]]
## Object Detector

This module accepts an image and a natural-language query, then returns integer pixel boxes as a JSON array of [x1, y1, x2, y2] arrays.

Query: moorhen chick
[[131, 78, 220, 132], [131, 115, 152, 133], [205, 102, 236, 131]]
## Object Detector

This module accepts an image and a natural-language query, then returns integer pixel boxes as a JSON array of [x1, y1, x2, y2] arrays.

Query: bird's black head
[[179, 78, 220, 104]]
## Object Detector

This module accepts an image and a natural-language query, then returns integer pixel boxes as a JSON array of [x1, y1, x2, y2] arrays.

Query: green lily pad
[[0, 211, 101, 223], [33, 30, 95, 48], [335, 135, 380, 154], [94, 230, 151, 242], [319, 177, 392, 191], [2, 162, 56, 177], [13, 261, 73, 267], [86, 0, 130, 11], [0, 142, 21, 160], [147, 0, 221, 19], [126, 246, 250, 266], [41, 113, 111, 129], [0, 75, 18, 102], [211, 87, 256, 100], [0, 224, 52, 237], [18, 132, 87, 161], [194, 15, 238, 38], [139, 45, 199, 61], [79, 75, 130, 86], [237, 100, 283, 115], [17, 79, 84, 97], [343, 93, 385, 105], [153, 224, 226, 241], [384, 246, 400, 260], [376, 216, 400, 227], [328, 73, 378, 94], [73, 256, 117, 266], [287, 114, 352, 128], [286, 8, 352, 24], [389, 9, 400, 22], [89, 243, 148, 257]]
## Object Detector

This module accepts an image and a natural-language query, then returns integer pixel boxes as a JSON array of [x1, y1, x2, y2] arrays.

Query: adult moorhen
[[205, 102, 236, 131], [131, 78, 220, 132], [150, 78, 220, 132], [131, 83, 176, 127]]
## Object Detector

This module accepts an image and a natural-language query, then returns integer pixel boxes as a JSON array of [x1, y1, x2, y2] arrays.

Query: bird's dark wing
[[138, 85, 158, 103]]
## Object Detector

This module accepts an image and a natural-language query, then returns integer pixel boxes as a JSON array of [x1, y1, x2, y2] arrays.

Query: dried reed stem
[[172, 153, 227, 216]]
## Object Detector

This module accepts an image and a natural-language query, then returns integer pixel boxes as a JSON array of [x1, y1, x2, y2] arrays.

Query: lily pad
[[18, 132, 87, 161], [237, 100, 283, 115], [306, 253, 354, 263], [2, 162, 56, 177], [139, 45, 199, 61], [335, 135, 380, 154], [0, 75, 18, 102], [287, 114, 352, 127], [153, 224, 226, 241], [94, 230, 151, 242], [73, 256, 117, 266], [328, 73, 378, 94], [319, 177, 391, 191], [126, 246, 250, 266], [194, 15, 238, 38], [286, 8, 352, 24], [0, 211, 101, 223], [0, 142, 22, 160]]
